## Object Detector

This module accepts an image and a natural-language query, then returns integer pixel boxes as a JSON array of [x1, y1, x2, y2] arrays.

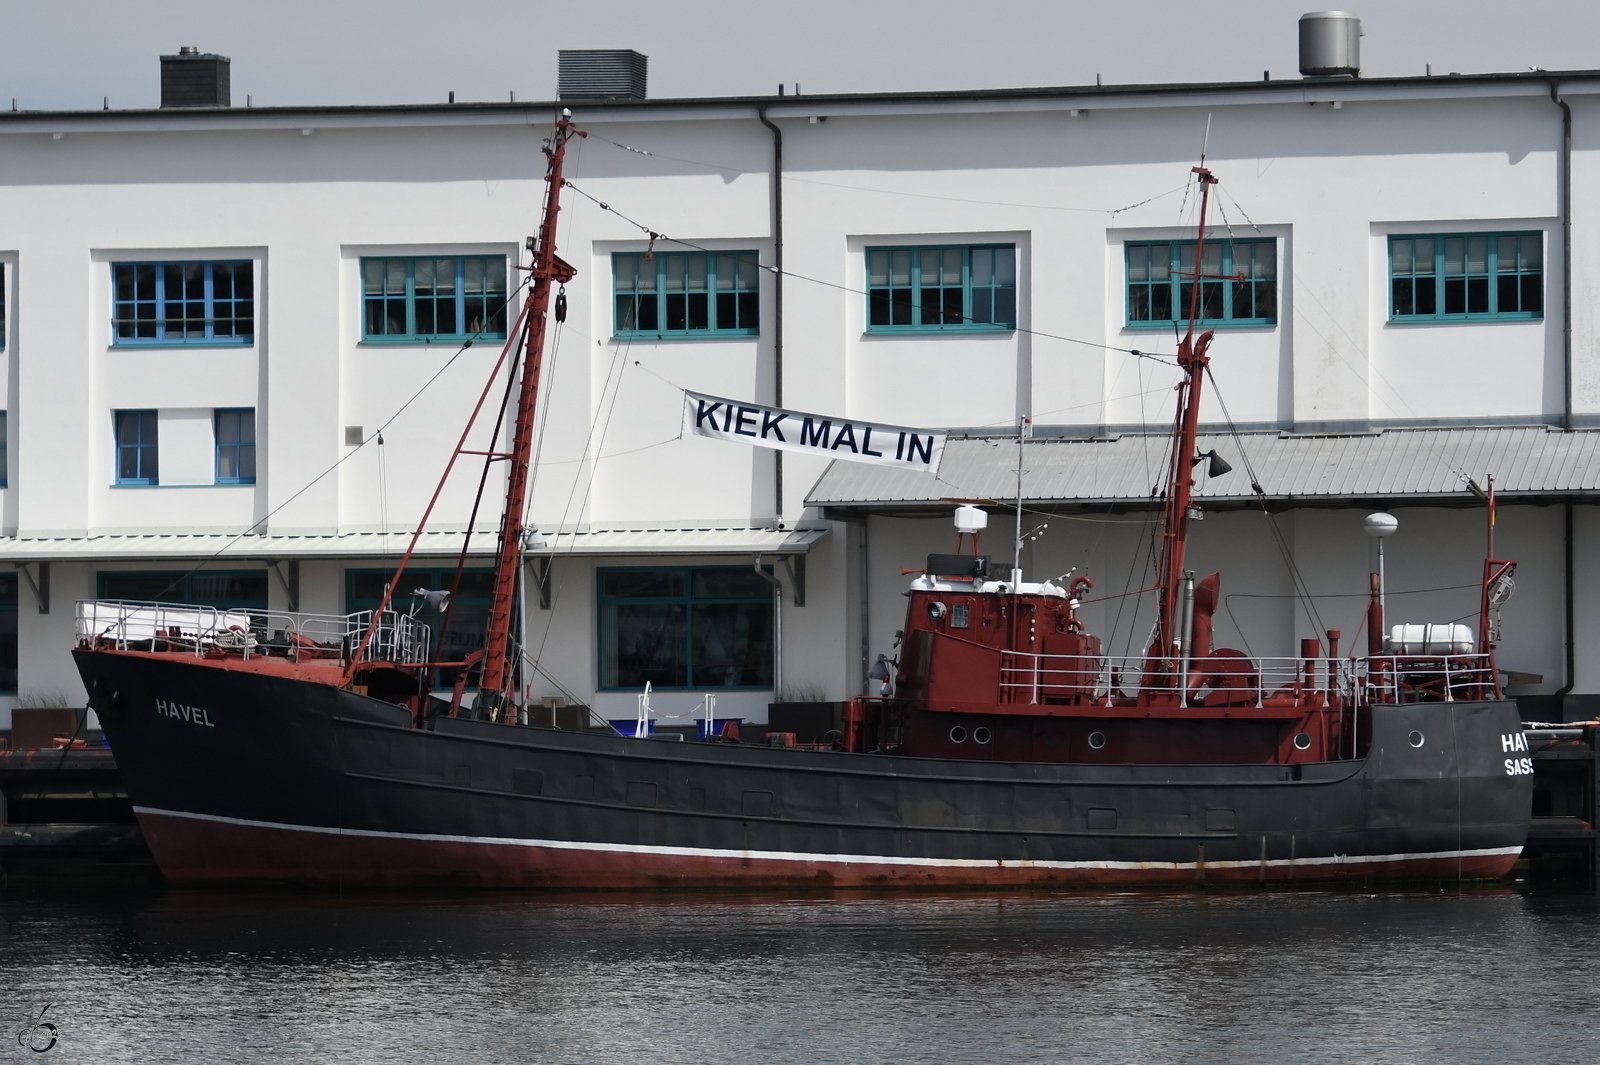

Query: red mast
[[478, 112, 583, 713], [1152, 166, 1219, 660]]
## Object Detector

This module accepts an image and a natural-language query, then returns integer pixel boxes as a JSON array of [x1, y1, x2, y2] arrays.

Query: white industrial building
[[2, 26, 1600, 733]]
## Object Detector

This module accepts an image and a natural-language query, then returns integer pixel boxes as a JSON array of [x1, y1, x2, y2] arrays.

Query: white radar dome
[[1364, 512, 1399, 538], [954, 505, 989, 534]]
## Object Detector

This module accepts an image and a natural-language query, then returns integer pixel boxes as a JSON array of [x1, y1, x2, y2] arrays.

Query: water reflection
[[2, 888, 1596, 1064]]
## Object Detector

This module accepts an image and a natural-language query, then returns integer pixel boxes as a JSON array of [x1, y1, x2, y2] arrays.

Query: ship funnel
[[1299, 11, 1362, 77]]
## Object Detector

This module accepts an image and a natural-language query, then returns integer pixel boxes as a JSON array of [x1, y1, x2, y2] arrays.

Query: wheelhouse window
[[362, 256, 508, 342], [215, 408, 256, 485], [347, 567, 494, 689], [613, 251, 760, 338], [1389, 233, 1543, 321], [866, 245, 1016, 332], [113, 261, 254, 345], [1125, 239, 1276, 328], [114, 410, 158, 485], [598, 566, 774, 690]]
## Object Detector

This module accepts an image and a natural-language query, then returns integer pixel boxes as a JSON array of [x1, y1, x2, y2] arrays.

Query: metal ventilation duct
[[160, 46, 231, 108], [1299, 11, 1361, 77], [558, 50, 648, 101]]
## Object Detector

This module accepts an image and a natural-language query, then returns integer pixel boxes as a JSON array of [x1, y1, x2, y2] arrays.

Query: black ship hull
[[76, 649, 1533, 887]]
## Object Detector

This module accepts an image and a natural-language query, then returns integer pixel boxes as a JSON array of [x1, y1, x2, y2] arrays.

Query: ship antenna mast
[[1152, 164, 1219, 662], [477, 110, 584, 718]]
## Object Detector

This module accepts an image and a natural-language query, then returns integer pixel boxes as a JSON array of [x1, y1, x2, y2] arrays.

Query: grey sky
[[1, 0, 1596, 111]]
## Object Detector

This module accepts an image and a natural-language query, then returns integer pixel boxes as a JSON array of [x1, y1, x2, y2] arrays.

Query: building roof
[[807, 426, 1600, 516], [3, 69, 1597, 131]]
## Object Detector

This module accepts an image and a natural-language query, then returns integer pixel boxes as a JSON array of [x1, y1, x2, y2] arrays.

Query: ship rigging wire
[[131, 275, 535, 603], [561, 179, 1176, 366]]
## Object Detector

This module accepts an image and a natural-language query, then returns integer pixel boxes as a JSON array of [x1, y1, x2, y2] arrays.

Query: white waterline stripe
[[135, 806, 1523, 872]]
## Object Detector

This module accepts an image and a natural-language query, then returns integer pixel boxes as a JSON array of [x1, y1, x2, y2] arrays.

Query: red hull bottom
[[136, 809, 1522, 889]]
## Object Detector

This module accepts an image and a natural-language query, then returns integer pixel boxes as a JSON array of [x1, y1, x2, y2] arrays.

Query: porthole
[[1408, 730, 1425, 748], [1087, 731, 1107, 750], [949, 725, 968, 744], [927, 601, 948, 622], [973, 726, 992, 745], [1293, 732, 1312, 750]]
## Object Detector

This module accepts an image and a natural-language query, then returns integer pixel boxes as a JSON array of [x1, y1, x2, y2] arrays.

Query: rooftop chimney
[[160, 46, 231, 108], [558, 50, 648, 101]]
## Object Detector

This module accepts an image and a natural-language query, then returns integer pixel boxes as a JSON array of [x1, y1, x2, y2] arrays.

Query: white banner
[[684, 391, 945, 475]]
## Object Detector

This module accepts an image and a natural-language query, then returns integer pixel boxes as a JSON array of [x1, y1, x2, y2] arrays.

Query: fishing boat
[[72, 116, 1532, 887]]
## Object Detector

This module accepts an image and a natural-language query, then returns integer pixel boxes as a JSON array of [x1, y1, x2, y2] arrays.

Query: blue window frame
[[347, 567, 494, 689], [613, 251, 760, 338], [866, 245, 1016, 332], [361, 256, 508, 342], [114, 410, 158, 485], [1125, 239, 1276, 328], [598, 566, 774, 691], [0, 411, 9, 488], [1389, 233, 1543, 321], [113, 261, 253, 345], [215, 408, 256, 485], [98, 570, 268, 609], [1, 262, 7, 350]]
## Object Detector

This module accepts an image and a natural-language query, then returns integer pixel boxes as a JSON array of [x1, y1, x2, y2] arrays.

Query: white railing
[[75, 599, 432, 667], [1358, 653, 1498, 704], [998, 650, 1496, 708]]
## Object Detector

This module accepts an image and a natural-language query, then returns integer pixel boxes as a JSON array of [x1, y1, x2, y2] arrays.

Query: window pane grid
[[598, 566, 774, 690], [113, 261, 253, 345], [360, 256, 508, 342], [866, 245, 1017, 332], [1125, 240, 1276, 327], [613, 252, 759, 337], [1390, 232, 1542, 321], [114, 409, 159, 485], [215, 408, 257, 484]]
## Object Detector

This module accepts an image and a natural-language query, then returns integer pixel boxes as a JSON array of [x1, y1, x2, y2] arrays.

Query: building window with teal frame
[[866, 245, 1016, 332], [613, 251, 760, 337], [1125, 239, 1276, 328], [598, 566, 774, 690], [0, 262, 7, 349], [97, 570, 268, 609], [215, 408, 256, 485], [1389, 233, 1543, 321], [347, 567, 494, 689], [0, 411, 9, 488], [114, 410, 158, 485], [113, 261, 254, 345], [361, 256, 508, 342]]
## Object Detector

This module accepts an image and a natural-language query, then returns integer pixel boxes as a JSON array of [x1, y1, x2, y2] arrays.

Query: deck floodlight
[[414, 588, 451, 612]]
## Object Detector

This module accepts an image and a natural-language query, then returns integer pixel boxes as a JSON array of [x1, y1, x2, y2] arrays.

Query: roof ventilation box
[[558, 50, 648, 101], [1298, 11, 1361, 77], [160, 46, 231, 107]]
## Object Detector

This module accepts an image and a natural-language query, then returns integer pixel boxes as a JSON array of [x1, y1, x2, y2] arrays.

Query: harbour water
[[2, 886, 1597, 1063]]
